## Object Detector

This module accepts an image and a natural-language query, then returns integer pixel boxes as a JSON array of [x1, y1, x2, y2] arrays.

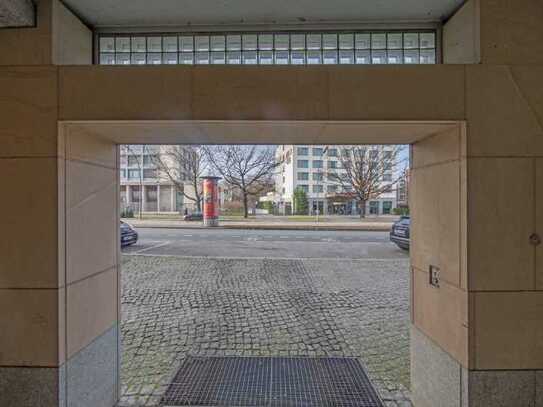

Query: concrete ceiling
[[62, 0, 465, 29], [0, 0, 34, 27]]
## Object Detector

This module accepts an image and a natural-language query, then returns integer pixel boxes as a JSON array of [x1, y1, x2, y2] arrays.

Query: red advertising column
[[201, 176, 221, 227]]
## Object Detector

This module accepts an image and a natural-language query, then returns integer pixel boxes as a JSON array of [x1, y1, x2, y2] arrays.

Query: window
[[382, 201, 393, 214], [312, 173, 323, 181], [143, 154, 158, 166], [297, 147, 308, 155], [312, 160, 323, 168], [130, 186, 141, 202], [328, 148, 338, 157], [383, 173, 393, 182], [313, 185, 324, 193], [327, 185, 337, 193], [297, 172, 309, 181], [297, 160, 309, 168], [128, 169, 140, 179], [143, 169, 157, 179], [312, 147, 323, 156], [298, 185, 309, 193], [146, 186, 158, 202], [99, 31, 437, 66], [369, 201, 379, 215], [383, 185, 393, 193], [120, 169, 127, 179], [128, 155, 140, 166], [328, 161, 338, 169]]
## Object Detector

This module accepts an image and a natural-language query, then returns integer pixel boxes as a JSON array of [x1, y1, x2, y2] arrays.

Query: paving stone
[[119, 255, 411, 406]]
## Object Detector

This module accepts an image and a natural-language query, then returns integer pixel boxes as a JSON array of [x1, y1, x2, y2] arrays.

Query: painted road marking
[[134, 241, 171, 254]]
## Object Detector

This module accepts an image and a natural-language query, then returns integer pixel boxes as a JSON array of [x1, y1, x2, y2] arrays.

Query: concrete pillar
[[61, 127, 119, 407], [0, 1, 106, 407], [410, 1, 543, 405], [409, 126, 468, 407], [0, 65, 64, 403]]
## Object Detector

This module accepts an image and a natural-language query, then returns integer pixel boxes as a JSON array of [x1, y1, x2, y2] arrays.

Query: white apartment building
[[274, 145, 400, 216], [120, 145, 198, 214], [396, 169, 410, 208]]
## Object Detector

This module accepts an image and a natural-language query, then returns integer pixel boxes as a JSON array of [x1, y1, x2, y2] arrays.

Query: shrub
[[393, 206, 409, 216], [264, 201, 275, 215], [293, 187, 309, 215], [121, 207, 134, 218]]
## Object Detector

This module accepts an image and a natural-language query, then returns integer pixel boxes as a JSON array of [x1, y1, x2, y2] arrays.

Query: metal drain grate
[[160, 356, 383, 407]]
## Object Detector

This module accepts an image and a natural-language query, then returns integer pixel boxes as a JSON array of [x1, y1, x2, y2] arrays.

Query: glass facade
[[98, 31, 437, 66]]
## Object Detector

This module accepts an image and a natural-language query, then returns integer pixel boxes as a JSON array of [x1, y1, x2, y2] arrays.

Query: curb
[[125, 223, 392, 232]]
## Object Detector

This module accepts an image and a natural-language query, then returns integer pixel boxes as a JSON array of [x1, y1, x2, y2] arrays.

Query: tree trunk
[[195, 192, 201, 212], [243, 191, 249, 218], [359, 200, 366, 218]]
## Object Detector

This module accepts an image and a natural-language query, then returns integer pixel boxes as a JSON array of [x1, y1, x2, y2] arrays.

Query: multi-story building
[[274, 145, 401, 216], [396, 169, 410, 208], [119, 145, 199, 214]]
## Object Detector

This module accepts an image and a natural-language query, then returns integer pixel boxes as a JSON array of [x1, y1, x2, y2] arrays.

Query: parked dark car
[[183, 212, 203, 221], [390, 216, 410, 250], [120, 221, 138, 247]]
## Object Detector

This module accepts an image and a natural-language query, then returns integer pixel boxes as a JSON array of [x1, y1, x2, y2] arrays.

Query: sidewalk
[[123, 218, 394, 231]]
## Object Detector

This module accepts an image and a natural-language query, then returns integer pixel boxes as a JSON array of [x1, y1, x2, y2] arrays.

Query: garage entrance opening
[[119, 142, 410, 406]]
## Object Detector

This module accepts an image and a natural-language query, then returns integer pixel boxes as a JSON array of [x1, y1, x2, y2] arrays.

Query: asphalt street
[[122, 227, 408, 259]]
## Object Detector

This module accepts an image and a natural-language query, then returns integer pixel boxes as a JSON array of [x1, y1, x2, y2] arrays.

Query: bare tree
[[327, 145, 406, 218], [204, 145, 282, 218], [150, 145, 206, 212]]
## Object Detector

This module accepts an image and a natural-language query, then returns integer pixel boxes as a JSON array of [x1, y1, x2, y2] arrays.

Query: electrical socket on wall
[[429, 265, 440, 288]]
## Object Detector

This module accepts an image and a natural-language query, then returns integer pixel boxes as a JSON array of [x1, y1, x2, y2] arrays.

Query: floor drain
[[160, 356, 383, 406]]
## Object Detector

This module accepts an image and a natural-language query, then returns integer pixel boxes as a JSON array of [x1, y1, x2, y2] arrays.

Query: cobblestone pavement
[[120, 255, 411, 407]]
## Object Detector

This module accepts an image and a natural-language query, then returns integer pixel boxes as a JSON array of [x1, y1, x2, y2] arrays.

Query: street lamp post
[[316, 146, 329, 223]]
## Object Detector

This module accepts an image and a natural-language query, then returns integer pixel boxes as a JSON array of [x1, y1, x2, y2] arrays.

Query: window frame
[[97, 29, 439, 66]]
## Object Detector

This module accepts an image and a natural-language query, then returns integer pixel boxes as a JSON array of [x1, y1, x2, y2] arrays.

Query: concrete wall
[[62, 128, 119, 407], [0, 0, 54, 65], [444, 0, 543, 66], [0, 66, 64, 406], [57, 65, 465, 121], [0, 2, 105, 405], [479, 0, 543, 65], [0, 0, 92, 66], [1, 0, 543, 406], [409, 126, 468, 407], [443, 0, 481, 64], [0, 0, 34, 27], [437, 1, 543, 405], [51, 0, 92, 65], [464, 62, 543, 404]]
